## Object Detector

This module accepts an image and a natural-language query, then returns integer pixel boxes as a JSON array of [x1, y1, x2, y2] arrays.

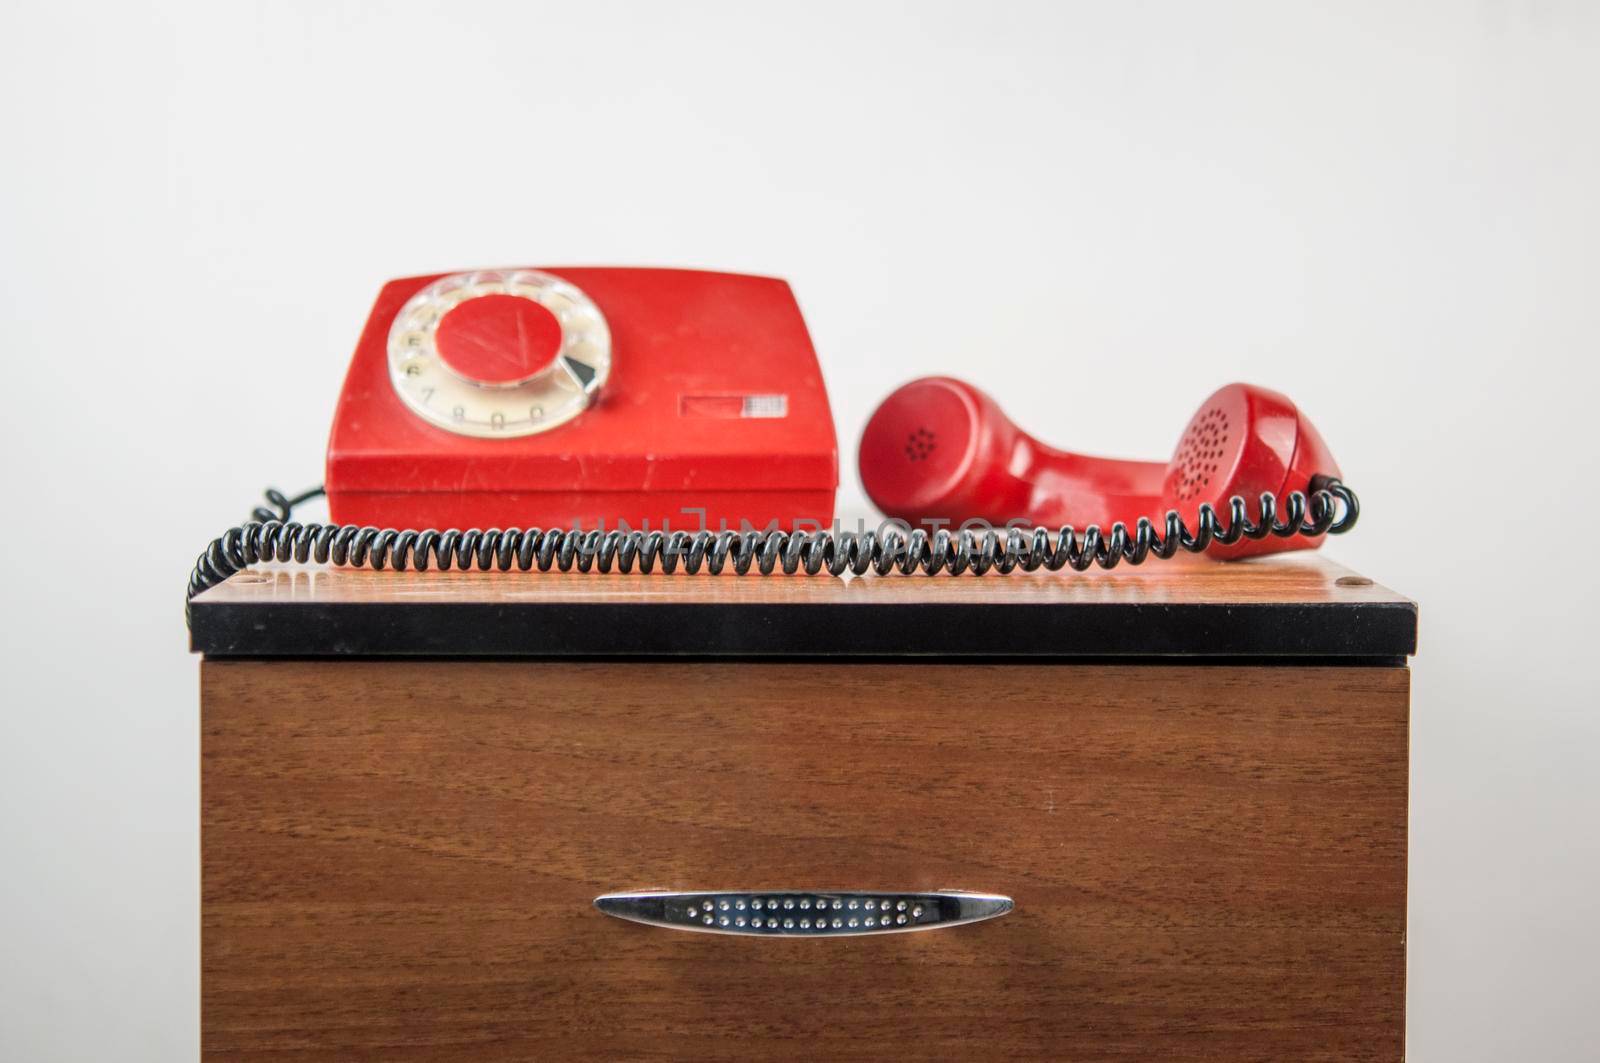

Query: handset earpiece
[[1158, 383, 1342, 558], [858, 377, 1342, 559]]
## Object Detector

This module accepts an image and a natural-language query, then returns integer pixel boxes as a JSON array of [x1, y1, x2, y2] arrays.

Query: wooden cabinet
[[192, 556, 1415, 1061]]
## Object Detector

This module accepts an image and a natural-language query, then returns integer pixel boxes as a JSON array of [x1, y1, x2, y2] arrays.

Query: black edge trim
[[190, 600, 1418, 660]]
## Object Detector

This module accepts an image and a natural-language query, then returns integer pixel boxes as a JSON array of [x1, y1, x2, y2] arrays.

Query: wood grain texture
[[202, 660, 1408, 1061]]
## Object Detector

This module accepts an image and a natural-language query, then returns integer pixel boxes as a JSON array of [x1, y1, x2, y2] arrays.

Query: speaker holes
[[1173, 407, 1231, 503], [904, 427, 937, 462]]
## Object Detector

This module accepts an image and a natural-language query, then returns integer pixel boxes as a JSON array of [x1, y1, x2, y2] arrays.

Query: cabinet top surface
[[189, 553, 1415, 660]]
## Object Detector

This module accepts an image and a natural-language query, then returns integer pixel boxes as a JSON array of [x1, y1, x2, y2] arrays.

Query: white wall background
[[2, 1, 1596, 1058]]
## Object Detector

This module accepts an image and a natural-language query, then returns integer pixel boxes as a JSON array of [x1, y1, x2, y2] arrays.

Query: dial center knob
[[435, 293, 563, 386]]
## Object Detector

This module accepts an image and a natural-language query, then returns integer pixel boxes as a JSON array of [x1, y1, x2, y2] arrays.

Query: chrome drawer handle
[[594, 890, 1012, 936]]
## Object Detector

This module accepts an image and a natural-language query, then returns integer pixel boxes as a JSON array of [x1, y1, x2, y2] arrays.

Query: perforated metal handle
[[594, 890, 1012, 936]]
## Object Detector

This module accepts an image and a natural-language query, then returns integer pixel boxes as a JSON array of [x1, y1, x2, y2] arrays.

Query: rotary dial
[[387, 269, 611, 438]]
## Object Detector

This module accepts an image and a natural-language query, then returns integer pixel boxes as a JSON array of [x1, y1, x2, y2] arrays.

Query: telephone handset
[[858, 377, 1344, 560], [186, 266, 1359, 610]]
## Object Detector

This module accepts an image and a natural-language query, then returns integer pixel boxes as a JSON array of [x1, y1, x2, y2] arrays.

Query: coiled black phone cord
[[249, 485, 328, 524], [186, 479, 1358, 619]]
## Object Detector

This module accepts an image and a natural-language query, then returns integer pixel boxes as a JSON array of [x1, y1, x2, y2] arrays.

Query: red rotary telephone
[[324, 268, 837, 532], [187, 270, 1361, 611], [858, 377, 1343, 559]]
